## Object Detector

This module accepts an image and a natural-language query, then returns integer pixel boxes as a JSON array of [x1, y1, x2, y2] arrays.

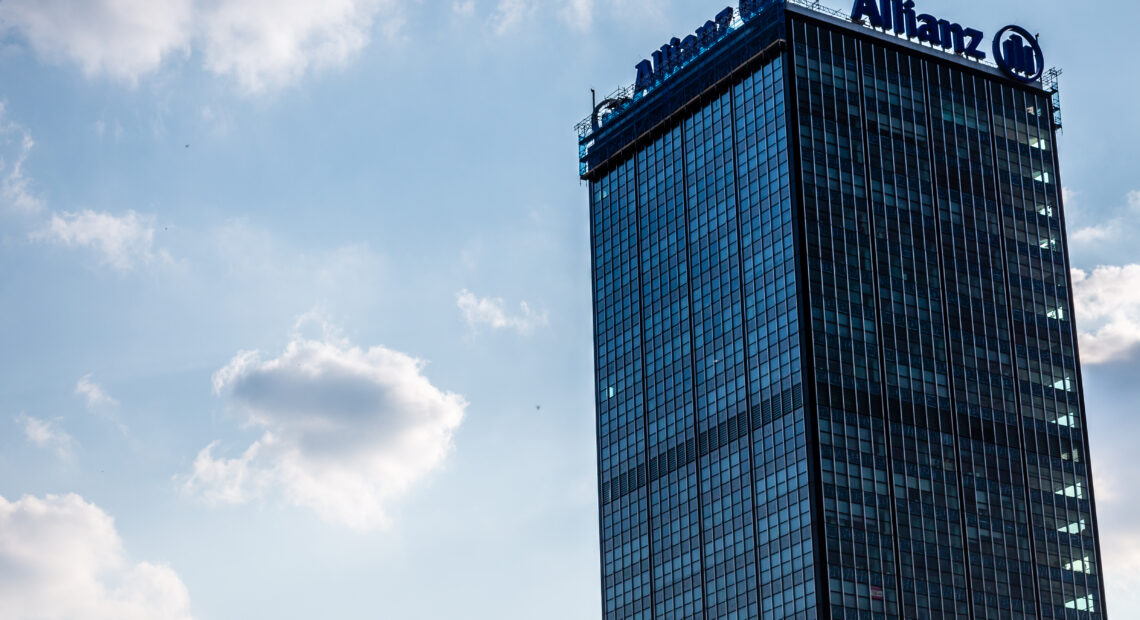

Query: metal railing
[[1043, 67, 1063, 130], [785, 0, 847, 21]]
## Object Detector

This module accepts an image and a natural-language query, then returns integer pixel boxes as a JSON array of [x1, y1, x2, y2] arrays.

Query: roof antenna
[[591, 88, 597, 130]]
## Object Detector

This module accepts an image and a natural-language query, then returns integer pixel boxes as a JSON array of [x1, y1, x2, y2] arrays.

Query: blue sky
[[0, 0, 1137, 618]]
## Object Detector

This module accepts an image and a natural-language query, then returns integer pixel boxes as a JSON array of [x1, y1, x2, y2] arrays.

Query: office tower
[[578, 1, 1106, 617]]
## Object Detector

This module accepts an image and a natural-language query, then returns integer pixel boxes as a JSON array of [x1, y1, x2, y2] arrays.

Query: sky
[[0, 0, 1137, 618]]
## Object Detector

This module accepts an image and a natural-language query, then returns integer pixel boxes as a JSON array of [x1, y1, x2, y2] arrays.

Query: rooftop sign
[[633, 0, 771, 93], [850, 0, 1045, 83]]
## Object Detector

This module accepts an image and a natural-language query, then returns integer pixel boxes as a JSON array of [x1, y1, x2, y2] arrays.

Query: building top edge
[[577, 0, 1056, 151]]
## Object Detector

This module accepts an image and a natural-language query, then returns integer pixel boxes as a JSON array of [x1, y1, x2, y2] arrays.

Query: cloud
[[0, 0, 193, 83], [560, 0, 594, 30], [1087, 443, 1140, 617], [33, 210, 161, 271], [491, 0, 535, 34], [456, 289, 548, 334], [16, 414, 76, 460], [197, 0, 401, 93], [0, 0, 402, 92], [77, 374, 120, 409], [1071, 189, 1140, 247], [1071, 224, 1114, 244], [453, 0, 476, 18], [0, 493, 193, 620], [1072, 265, 1140, 364], [182, 316, 466, 529], [1103, 531, 1140, 618], [0, 102, 43, 214]]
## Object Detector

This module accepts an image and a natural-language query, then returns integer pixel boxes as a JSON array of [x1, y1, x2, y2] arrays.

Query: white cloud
[[1071, 224, 1114, 244], [0, 102, 43, 214], [1071, 189, 1140, 247], [1089, 454, 1140, 616], [0, 0, 402, 92], [16, 414, 76, 460], [1103, 530, 1140, 618], [456, 289, 548, 334], [0, 493, 193, 620], [560, 0, 594, 30], [197, 0, 401, 93], [77, 374, 120, 409], [33, 210, 161, 271], [491, 0, 535, 34], [182, 316, 466, 530], [1072, 265, 1140, 364], [0, 0, 194, 83]]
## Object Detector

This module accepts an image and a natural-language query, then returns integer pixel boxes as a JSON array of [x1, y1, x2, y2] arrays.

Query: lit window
[[1053, 376, 1074, 391], [1065, 556, 1094, 574], [1028, 137, 1050, 150], [1058, 519, 1087, 535], [1065, 595, 1095, 612], [1038, 204, 1055, 217], [1053, 412, 1078, 427], [1056, 482, 1084, 499], [1046, 306, 1066, 320], [1039, 236, 1058, 250], [1034, 171, 1052, 183]]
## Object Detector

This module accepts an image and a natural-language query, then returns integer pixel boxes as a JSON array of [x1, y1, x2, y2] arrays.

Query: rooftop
[[577, 0, 1061, 179]]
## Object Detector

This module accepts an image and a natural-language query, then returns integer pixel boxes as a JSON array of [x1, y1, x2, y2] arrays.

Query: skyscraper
[[578, 1, 1106, 618]]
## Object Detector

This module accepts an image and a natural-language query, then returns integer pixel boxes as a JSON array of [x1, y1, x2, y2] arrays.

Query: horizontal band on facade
[[601, 383, 804, 505]]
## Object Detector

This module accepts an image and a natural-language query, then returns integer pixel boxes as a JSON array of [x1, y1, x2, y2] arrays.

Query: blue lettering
[[715, 7, 734, 35], [697, 21, 717, 48], [681, 35, 700, 64], [852, 0, 990, 62], [851, 0, 883, 28], [916, 13, 941, 44], [892, 0, 905, 35], [635, 60, 655, 91], [901, 1, 918, 38], [632, 5, 736, 94], [740, 0, 760, 20], [963, 28, 986, 60], [937, 20, 965, 52]]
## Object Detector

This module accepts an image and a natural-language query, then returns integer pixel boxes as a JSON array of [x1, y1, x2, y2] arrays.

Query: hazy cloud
[[1072, 265, 1140, 364], [0, 102, 43, 214], [1103, 530, 1140, 617], [0, 0, 402, 92], [456, 289, 548, 334], [453, 0, 476, 18], [183, 315, 466, 529], [0, 493, 193, 620], [76, 374, 120, 409], [33, 210, 161, 271], [16, 415, 76, 460], [560, 0, 594, 30], [197, 0, 402, 93], [1071, 189, 1140, 247], [0, 0, 193, 83], [491, 0, 535, 34]]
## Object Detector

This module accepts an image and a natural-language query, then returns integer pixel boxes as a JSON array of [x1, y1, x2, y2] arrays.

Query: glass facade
[[583, 3, 1105, 619]]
